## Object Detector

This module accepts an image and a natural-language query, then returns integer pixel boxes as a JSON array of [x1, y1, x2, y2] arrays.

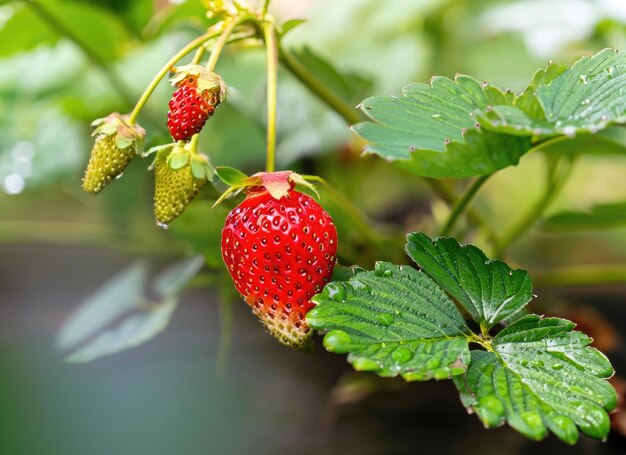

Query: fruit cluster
[[80, 18, 338, 349]]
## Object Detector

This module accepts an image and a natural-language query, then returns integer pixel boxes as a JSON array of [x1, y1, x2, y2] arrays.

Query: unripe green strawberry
[[82, 113, 145, 194], [152, 144, 212, 226], [221, 171, 338, 349], [167, 65, 227, 142]]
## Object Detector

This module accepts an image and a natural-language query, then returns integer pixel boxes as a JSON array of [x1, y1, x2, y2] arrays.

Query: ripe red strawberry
[[221, 171, 338, 349], [167, 65, 227, 142]]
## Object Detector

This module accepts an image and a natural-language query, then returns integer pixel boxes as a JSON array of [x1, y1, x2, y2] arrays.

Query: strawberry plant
[[7, 0, 622, 450]]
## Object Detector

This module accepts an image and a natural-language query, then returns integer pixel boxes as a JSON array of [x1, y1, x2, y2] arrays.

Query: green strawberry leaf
[[308, 262, 472, 381], [485, 61, 568, 137], [481, 49, 626, 139], [352, 75, 531, 178], [454, 315, 616, 444], [542, 201, 626, 231], [330, 265, 365, 282], [310, 233, 616, 443], [405, 233, 532, 329]]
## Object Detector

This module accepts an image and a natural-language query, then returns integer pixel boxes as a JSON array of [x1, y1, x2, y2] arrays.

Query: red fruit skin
[[221, 189, 337, 349], [167, 84, 214, 142]]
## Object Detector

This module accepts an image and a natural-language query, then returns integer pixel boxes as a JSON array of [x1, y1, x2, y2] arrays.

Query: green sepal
[[190, 154, 213, 181], [168, 148, 190, 169], [214, 166, 249, 186], [144, 143, 176, 158]]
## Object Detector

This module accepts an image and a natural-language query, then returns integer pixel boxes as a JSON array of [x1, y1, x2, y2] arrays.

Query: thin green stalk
[[25, 0, 134, 108], [263, 21, 278, 173], [424, 178, 498, 248], [205, 18, 244, 71], [187, 133, 200, 152], [129, 30, 222, 124], [440, 174, 492, 236], [278, 45, 363, 125], [191, 45, 206, 65], [494, 156, 574, 258], [532, 264, 626, 288], [262, 0, 271, 17]]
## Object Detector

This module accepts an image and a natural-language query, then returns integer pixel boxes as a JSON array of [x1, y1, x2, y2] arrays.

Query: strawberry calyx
[[145, 141, 213, 182], [212, 169, 319, 208], [91, 112, 146, 152], [170, 64, 228, 105]]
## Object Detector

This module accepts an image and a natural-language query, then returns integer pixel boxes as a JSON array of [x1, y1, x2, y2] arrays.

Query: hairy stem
[[25, 0, 134, 108], [494, 156, 574, 258], [129, 30, 222, 124], [263, 21, 279, 173], [440, 174, 492, 237], [278, 45, 363, 125], [424, 179, 498, 248]]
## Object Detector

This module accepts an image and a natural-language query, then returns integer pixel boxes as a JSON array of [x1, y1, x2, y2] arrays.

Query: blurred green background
[[1, 0, 626, 453]]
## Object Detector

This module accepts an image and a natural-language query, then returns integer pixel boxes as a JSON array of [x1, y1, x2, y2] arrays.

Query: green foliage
[[481, 49, 626, 138], [405, 233, 531, 328], [353, 75, 531, 178], [542, 201, 626, 231], [455, 316, 615, 444], [353, 49, 626, 179], [4, 0, 623, 447], [0, 0, 130, 61], [309, 233, 616, 443], [307, 262, 471, 380]]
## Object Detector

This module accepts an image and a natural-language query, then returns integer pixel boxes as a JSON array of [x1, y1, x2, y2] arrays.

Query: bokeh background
[[1, 0, 626, 453]]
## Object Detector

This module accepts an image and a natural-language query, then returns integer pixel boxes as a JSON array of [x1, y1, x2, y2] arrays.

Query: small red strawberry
[[167, 64, 227, 142], [221, 171, 338, 349]]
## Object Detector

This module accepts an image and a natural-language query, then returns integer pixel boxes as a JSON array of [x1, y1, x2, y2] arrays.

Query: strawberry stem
[[188, 133, 200, 153], [440, 173, 492, 237], [263, 21, 278, 173], [205, 17, 245, 71], [262, 0, 271, 17], [191, 45, 206, 65], [128, 30, 222, 125]]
